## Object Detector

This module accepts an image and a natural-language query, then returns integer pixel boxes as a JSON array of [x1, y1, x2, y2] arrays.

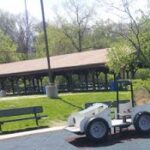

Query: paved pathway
[[0, 130, 76, 150], [0, 129, 150, 150]]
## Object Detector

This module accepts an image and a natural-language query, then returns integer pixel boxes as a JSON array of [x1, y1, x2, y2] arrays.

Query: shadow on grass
[[66, 130, 150, 148], [58, 97, 83, 110], [0, 126, 48, 135]]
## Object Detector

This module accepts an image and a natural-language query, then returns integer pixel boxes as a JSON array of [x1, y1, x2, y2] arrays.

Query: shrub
[[133, 79, 150, 93], [135, 69, 150, 80]]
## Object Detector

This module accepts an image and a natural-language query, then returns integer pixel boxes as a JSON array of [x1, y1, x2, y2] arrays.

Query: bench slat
[[0, 115, 47, 124], [0, 106, 43, 117]]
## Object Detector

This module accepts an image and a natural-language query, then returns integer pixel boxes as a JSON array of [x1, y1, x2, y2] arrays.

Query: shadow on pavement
[[0, 126, 48, 135], [66, 130, 150, 148]]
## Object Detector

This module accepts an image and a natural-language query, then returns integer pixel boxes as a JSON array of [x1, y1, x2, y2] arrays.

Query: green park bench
[[0, 106, 47, 131]]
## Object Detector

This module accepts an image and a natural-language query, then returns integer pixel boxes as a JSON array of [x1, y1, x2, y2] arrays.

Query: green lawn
[[0, 92, 130, 132]]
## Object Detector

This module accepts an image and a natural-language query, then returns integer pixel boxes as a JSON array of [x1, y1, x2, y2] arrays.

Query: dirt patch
[[134, 88, 150, 105]]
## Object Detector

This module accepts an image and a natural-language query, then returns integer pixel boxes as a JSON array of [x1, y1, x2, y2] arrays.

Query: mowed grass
[[0, 92, 130, 132]]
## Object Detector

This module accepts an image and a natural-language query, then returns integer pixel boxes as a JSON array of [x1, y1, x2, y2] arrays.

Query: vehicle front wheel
[[85, 118, 109, 142], [134, 112, 150, 133]]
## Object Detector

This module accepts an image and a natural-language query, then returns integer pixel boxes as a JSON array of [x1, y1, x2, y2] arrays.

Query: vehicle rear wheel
[[134, 112, 150, 133], [85, 118, 109, 142]]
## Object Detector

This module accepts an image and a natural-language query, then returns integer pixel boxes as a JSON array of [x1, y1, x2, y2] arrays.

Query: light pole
[[40, 0, 58, 98], [24, 0, 29, 56], [40, 0, 53, 84]]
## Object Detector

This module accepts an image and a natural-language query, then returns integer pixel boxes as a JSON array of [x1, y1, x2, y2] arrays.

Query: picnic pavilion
[[0, 48, 114, 95]]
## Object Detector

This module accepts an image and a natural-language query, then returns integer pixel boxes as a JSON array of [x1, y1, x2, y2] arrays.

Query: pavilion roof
[[0, 48, 108, 77]]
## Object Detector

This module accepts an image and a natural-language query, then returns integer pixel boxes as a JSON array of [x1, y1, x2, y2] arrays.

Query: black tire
[[85, 118, 109, 142], [134, 112, 150, 134]]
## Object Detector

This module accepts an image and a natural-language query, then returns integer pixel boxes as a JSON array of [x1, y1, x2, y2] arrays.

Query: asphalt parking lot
[[0, 129, 150, 150]]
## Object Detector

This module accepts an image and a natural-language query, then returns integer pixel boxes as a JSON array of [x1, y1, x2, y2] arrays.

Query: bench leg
[[0, 124, 2, 132], [35, 118, 39, 126], [34, 113, 39, 126]]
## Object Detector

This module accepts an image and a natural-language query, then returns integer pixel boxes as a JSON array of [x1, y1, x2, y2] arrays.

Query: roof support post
[[10, 78, 15, 95], [104, 72, 108, 91], [23, 77, 27, 94], [36, 77, 41, 93], [85, 72, 89, 91], [0, 80, 5, 90], [32, 77, 36, 92], [95, 72, 100, 90], [92, 71, 96, 91], [66, 73, 73, 92]]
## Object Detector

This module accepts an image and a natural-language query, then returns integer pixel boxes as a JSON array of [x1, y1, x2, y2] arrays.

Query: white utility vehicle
[[66, 80, 150, 141]]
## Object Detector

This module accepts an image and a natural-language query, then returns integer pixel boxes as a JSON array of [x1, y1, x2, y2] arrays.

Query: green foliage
[[107, 74, 114, 82], [0, 92, 130, 131], [55, 76, 67, 85], [98, 73, 105, 82], [107, 42, 135, 74], [139, 18, 150, 66], [56, 0, 95, 52], [97, 73, 114, 83], [35, 25, 74, 57], [0, 8, 150, 68], [133, 79, 150, 92], [0, 30, 19, 63], [135, 69, 150, 80], [91, 21, 120, 49], [42, 77, 49, 86]]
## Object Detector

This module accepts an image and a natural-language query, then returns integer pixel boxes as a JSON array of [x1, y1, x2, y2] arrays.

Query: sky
[[0, 0, 67, 22], [0, 0, 149, 22], [0, 0, 57, 21]]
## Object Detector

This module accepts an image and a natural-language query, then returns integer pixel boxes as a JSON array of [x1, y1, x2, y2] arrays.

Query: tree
[[35, 25, 74, 57], [0, 10, 17, 41], [139, 17, 150, 67], [98, 0, 150, 68], [91, 20, 121, 49], [55, 0, 95, 52], [107, 42, 138, 78], [0, 29, 19, 63], [15, 14, 37, 59], [0, 10, 37, 59]]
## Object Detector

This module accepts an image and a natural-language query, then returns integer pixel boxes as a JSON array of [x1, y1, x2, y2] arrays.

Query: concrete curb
[[0, 126, 65, 140]]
